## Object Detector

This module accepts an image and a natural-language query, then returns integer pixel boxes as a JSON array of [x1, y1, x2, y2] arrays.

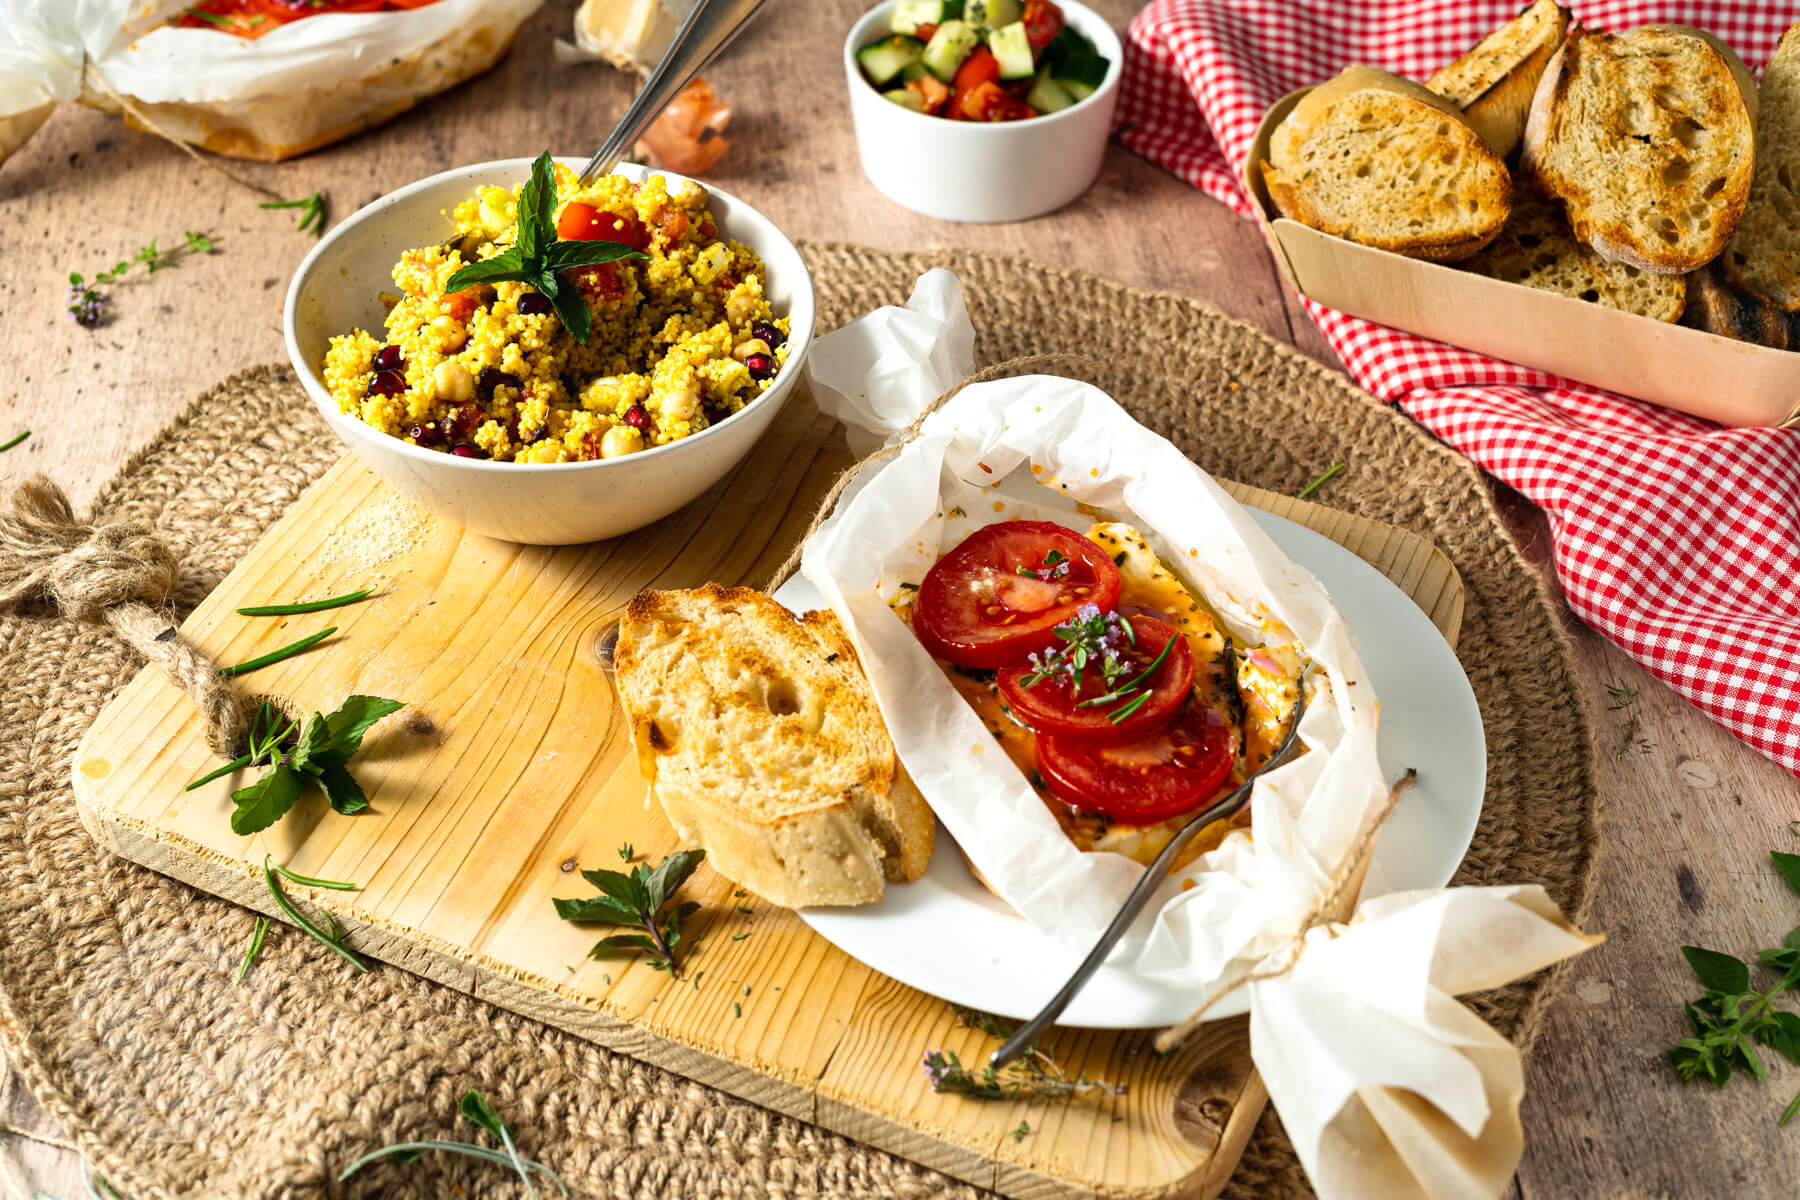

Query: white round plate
[[771, 510, 1484, 1028]]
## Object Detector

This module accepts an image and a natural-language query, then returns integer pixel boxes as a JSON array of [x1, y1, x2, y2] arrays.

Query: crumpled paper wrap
[[803, 271, 1601, 1200], [0, 0, 542, 162]]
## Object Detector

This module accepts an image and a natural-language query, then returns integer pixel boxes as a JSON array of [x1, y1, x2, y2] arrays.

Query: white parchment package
[[804, 271, 1600, 1200], [0, 0, 543, 162]]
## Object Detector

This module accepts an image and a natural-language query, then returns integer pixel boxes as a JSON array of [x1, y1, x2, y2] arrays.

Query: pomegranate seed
[[409, 422, 444, 446], [745, 353, 775, 381], [446, 404, 485, 440], [624, 405, 651, 430], [518, 292, 553, 315], [450, 443, 484, 458], [373, 344, 404, 372], [366, 369, 406, 397], [478, 368, 521, 399], [752, 322, 783, 348]]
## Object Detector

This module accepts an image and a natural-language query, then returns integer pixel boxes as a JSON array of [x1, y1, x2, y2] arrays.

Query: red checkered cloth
[[1115, 0, 1800, 777]]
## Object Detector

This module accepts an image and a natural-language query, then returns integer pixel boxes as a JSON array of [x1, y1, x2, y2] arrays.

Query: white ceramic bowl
[[284, 158, 815, 545], [842, 0, 1122, 223]]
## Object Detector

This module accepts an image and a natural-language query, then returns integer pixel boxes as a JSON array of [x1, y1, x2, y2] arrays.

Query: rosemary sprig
[[923, 1007, 1125, 1101], [273, 863, 359, 891], [261, 191, 328, 236], [263, 856, 367, 973], [236, 915, 269, 983], [0, 431, 27, 453], [218, 626, 337, 677], [1296, 462, 1345, 499], [553, 848, 706, 978], [236, 587, 373, 616]]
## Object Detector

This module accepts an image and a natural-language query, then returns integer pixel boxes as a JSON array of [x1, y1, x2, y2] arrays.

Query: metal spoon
[[576, 0, 767, 186], [989, 688, 1310, 1070]]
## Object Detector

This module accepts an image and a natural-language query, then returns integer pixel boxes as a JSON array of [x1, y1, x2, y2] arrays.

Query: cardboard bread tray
[[1246, 89, 1800, 428]]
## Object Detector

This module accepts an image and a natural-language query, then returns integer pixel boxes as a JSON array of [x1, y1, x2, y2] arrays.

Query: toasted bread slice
[[1682, 262, 1795, 350], [613, 585, 933, 908], [1261, 65, 1511, 262], [1427, 0, 1572, 157], [1463, 186, 1686, 320], [1522, 25, 1758, 274], [1723, 23, 1800, 310]]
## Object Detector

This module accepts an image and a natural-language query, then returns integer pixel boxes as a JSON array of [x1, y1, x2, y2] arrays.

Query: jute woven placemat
[[0, 244, 1601, 1200]]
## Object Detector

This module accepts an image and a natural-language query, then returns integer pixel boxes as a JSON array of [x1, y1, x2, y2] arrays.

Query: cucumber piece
[[1061, 79, 1094, 101], [882, 87, 928, 112], [900, 60, 930, 83], [857, 34, 926, 86], [1043, 26, 1109, 91], [921, 20, 980, 82], [943, 0, 964, 18], [889, 0, 943, 35], [1025, 72, 1074, 114], [966, 0, 1020, 29], [987, 21, 1034, 80]]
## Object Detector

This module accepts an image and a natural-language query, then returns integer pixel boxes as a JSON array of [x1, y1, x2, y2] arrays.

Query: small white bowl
[[842, 0, 1122, 223], [284, 158, 815, 545]]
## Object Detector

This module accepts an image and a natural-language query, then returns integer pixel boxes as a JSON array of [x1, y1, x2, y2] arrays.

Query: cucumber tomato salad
[[856, 0, 1110, 121]]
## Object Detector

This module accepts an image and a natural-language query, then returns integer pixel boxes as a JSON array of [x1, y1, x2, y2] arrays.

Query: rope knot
[[0, 476, 177, 622]]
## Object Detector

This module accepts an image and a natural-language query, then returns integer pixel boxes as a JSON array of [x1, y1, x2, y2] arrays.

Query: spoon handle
[[577, 0, 767, 186], [988, 690, 1309, 1070]]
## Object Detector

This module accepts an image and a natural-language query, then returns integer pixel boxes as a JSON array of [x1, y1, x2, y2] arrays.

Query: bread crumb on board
[[314, 492, 430, 578]]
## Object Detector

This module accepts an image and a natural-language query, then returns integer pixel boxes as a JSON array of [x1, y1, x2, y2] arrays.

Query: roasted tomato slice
[[1037, 699, 1238, 824], [997, 612, 1194, 741], [555, 201, 650, 250], [913, 520, 1121, 668]]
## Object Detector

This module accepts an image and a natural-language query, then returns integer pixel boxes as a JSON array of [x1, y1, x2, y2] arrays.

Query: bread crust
[[614, 584, 933, 909], [1522, 25, 1758, 274], [1263, 66, 1511, 262], [1722, 23, 1800, 310]]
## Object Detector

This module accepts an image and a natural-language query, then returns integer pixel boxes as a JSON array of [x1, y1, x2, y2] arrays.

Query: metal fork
[[989, 688, 1310, 1069], [576, 0, 767, 186]]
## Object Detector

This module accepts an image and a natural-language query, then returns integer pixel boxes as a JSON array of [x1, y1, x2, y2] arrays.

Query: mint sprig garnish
[[553, 847, 706, 978], [442, 151, 647, 345], [185, 695, 405, 835]]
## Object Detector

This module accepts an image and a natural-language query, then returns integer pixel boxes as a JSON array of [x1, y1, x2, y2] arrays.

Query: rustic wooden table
[[3, 1, 1797, 1196]]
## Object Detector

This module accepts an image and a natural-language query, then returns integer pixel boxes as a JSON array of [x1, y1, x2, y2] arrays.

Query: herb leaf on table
[[554, 848, 706, 978], [442, 151, 647, 346], [339, 1086, 568, 1193]]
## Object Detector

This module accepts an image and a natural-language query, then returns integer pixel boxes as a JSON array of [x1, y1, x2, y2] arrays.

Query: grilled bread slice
[[1723, 23, 1800, 310], [1261, 65, 1511, 262], [1427, 0, 1572, 157], [1522, 25, 1758, 274], [1682, 262, 1796, 350], [614, 584, 933, 908], [1463, 186, 1686, 321]]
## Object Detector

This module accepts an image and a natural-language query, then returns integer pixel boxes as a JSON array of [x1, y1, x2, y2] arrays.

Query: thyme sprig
[[260, 191, 328, 236], [339, 1088, 568, 1194], [1605, 680, 1655, 758], [1016, 605, 1171, 722], [67, 231, 215, 328], [1016, 549, 1070, 580], [553, 847, 706, 978], [1668, 851, 1800, 1123], [922, 1007, 1125, 1101], [184, 695, 404, 835]]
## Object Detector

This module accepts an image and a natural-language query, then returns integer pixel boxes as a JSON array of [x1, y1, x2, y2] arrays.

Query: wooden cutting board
[[71, 399, 1463, 1200]]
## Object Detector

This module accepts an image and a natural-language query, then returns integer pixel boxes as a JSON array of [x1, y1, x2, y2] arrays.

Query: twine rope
[[0, 476, 249, 756], [763, 352, 1102, 593], [1153, 769, 1418, 1054]]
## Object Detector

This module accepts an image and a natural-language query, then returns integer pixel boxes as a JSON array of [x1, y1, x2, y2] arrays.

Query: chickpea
[[661, 378, 702, 423], [725, 291, 758, 325], [433, 360, 475, 403], [430, 315, 468, 353], [601, 426, 644, 458], [733, 337, 771, 362]]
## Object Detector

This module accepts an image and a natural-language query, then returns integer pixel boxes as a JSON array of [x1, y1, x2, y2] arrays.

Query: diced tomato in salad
[[855, 0, 1110, 123], [176, 0, 444, 38]]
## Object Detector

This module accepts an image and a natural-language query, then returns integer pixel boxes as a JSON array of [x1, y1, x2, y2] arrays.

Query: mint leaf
[[444, 247, 528, 293], [542, 239, 647, 270], [592, 934, 659, 955], [580, 866, 648, 912], [644, 849, 706, 915], [518, 151, 556, 264], [1683, 946, 1751, 994], [553, 894, 640, 926], [544, 277, 592, 346], [1773, 851, 1800, 898], [322, 695, 405, 758], [289, 711, 332, 774], [313, 755, 368, 816], [230, 765, 303, 835], [458, 1089, 507, 1143]]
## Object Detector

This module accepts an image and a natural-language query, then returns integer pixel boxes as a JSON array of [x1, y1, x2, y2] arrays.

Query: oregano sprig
[[922, 1006, 1125, 1102], [553, 847, 706, 978], [442, 151, 647, 345], [1667, 850, 1800, 1122]]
